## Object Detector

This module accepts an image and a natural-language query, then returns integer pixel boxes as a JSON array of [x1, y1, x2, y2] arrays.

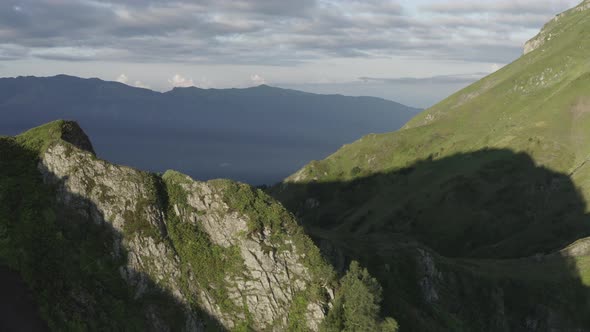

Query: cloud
[[0, 0, 580, 65], [250, 74, 266, 86], [491, 63, 504, 72], [134, 80, 150, 89], [168, 74, 195, 87], [0, 44, 28, 60], [194, 77, 215, 89], [359, 73, 489, 85], [116, 74, 129, 84], [115, 74, 150, 89], [421, 0, 577, 14]]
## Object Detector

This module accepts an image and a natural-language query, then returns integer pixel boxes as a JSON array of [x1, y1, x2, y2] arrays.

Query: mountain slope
[[0, 75, 420, 184], [287, 0, 590, 184], [0, 120, 401, 331], [276, 0, 590, 256], [272, 1, 590, 330]]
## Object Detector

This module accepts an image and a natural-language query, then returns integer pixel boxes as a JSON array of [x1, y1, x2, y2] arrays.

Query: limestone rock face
[[524, 0, 590, 55], [39, 142, 195, 331], [523, 35, 547, 55], [38, 139, 332, 331], [167, 175, 331, 330]]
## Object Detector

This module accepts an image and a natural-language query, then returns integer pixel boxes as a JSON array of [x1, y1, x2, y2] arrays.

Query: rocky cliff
[[0, 120, 342, 331], [524, 0, 590, 54]]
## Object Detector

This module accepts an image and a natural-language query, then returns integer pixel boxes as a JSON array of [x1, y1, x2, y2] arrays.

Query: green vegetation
[[217, 179, 336, 287], [271, 2, 590, 331], [321, 261, 398, 332], [287, 1, 590, 186], [14, 120, 72, 153], [163, 172, 340, 330], [162, 171, 247, 328], [2, 121, 362, 331], [8, 3, 590, 331], [121, 172, 166, 241], [277, 150, 590, 259], [0, 124, 160, 331]]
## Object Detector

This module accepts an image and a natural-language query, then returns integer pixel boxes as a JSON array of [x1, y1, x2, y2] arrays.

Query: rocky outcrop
[[524, 0, 590, 55], [35, 125, 334, 331], [523, 34, 548, 55], [416, 248, 441, 304], [165, 174, 333, 330], [39, 141, 196, 330], [560, 237, 590, 257]]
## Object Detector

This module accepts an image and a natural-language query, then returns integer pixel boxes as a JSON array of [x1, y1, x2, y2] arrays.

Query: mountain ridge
[[4, 74, 415, 107], [0, 75, 420, 185]]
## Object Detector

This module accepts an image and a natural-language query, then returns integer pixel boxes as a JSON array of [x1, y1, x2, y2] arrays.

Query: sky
[[0, 0, 582, 108]]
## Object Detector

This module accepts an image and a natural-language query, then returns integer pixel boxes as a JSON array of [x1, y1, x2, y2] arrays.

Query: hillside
[[0, 75, 420, 184], [272, 1, 590, 330], [0, 120, 398, 331]]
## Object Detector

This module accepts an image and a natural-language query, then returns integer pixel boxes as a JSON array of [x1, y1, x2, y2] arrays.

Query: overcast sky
[[0, 0, 581, 107]]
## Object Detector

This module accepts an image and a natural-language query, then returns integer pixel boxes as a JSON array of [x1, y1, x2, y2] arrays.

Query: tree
[[321, 261, 399, 332]]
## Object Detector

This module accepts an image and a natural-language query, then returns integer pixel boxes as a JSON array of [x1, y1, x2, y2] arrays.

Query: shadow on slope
[[0, 137, 226, 331], [272, 148, 590, 331], [0, 266, 48, 331]]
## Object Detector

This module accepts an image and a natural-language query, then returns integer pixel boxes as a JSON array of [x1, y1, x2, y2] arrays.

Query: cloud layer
[[0, 0, 582, 108], [0, 0, 580, 65]]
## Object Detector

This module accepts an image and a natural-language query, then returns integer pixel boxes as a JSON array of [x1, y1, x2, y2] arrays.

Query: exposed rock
[[170, 176, 330, 330], [561, 237, 590, 257], [305, 198, 321, 209], [524, 0, 590, 55], [39, 142, 196, 331], [58, 121, 96, 155], [416, 248, 441, 304], [524, 33, 549, 55], [37, 139, 332, 331]]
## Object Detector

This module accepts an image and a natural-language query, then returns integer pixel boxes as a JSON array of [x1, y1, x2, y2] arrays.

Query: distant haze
[[0, 75, 420, 184]]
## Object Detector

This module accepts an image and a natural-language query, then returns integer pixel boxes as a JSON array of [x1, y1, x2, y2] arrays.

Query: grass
[[272, 3, 590, 330], [288, 2, 590, 186]]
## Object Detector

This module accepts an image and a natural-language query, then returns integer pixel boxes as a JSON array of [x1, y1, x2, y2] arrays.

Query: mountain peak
[[58, 120, 95, 154], [16, 120, 95, 155]]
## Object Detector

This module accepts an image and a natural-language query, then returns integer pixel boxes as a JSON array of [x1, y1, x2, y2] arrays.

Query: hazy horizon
[[0, 0, 580, 108]]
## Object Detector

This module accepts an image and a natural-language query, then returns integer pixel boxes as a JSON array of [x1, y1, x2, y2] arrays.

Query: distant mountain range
[[0, 75, 420, 184]]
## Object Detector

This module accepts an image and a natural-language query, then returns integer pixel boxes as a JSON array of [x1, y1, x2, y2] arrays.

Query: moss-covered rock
[[1, 120, 360, 331]]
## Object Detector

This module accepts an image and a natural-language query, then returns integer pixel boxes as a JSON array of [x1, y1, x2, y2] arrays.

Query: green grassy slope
[[277, 1, 590, 256], [286, 0, 590, 188], [272, 2, 590, 330]]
